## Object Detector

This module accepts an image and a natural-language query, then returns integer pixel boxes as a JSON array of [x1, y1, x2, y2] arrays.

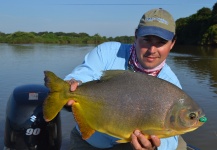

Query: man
[[65, 8, 186, 150]]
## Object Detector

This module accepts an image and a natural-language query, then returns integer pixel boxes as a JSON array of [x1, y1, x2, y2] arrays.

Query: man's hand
[[66, 79, 81, 106], [131, 130, 160, 150]]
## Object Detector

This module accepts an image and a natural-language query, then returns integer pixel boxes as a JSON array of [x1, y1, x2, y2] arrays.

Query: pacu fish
[[43, 70, 206, 142]]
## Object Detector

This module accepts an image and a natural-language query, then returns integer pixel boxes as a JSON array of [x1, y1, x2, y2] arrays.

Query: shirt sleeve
[[64, 42, 119, 83], [159, 136, 179, 150], [158, 64, 182, 89]]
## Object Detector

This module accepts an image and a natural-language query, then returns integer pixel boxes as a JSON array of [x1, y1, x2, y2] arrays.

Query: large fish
[[43, 70, 206, 142]]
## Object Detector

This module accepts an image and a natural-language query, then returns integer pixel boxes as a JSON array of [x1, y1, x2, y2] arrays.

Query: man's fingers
[[67, 79, 79, 91], [131, 130, 160, 150], [150, 135, 161, 147], [67, 100, 75, 106], [136, 130, 152, 149], [70, 82, 78, 91], [65, 79, 79, 106], [131, 131, 143, 150], [131, 130, 152, 150]]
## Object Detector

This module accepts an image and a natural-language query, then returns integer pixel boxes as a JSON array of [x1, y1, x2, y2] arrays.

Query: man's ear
[[170, 39, 176, 50], [172, 35, 177, 43], [169, 35, 177, 50]]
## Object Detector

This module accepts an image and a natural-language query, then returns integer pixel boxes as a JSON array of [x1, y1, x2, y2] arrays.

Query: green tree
[[6, 31, 36, 44], [196, 7, 212, 20], [67, 32, 79, 37], [175, 5, 214, 45], [41, 32, 60, 43], [0, 32, 7, 42], [211, 2, 217, 24], [203, 25, 217, 45], [78, 32, 89, 38]]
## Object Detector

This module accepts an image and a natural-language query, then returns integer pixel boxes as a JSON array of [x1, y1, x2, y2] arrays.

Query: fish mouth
[[190, 115, 206, 129], [199, 116, 207, 123], [196, 114, 207, 125]]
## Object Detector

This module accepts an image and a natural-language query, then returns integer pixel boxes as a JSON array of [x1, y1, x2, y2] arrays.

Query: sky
[[0, 0, 216, 37]]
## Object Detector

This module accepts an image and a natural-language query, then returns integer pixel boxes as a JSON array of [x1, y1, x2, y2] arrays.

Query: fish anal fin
[[72, 102, 95, 140], [116, 139, 130, 143]]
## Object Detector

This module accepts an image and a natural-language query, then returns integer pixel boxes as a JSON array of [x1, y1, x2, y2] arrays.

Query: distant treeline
[[0, 2, 216, 45], [0, 32, 134, 44]]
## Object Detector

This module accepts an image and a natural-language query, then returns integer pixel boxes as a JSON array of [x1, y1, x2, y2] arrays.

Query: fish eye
[[189, 113, 197, 120]]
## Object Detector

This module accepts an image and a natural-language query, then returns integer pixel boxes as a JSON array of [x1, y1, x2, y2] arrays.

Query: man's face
[[135, 35, 175, 69]]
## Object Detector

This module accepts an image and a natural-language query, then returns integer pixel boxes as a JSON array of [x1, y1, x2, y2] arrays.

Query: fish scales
[[74, 71, 177, 126]]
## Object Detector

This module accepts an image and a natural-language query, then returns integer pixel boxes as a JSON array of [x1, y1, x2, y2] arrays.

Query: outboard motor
[[4, 84, 62, 150]]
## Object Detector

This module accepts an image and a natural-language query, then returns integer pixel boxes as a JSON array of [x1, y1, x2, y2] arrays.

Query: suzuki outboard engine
[[4, 84, 62, 150]]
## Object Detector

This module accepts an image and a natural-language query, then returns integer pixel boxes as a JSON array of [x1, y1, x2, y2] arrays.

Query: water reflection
[[173, 45, 217, 56], [173, 45, 217, 94], [170, 45, 217, 149]]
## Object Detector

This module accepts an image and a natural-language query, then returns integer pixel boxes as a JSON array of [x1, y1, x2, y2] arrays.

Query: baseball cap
[[137, 8, 175, 40]]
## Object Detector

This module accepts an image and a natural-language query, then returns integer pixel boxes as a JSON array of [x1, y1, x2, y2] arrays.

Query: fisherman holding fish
[[64, 8, 185, 150], [61, 8, 186, 150], [50, 8, 194, 150]]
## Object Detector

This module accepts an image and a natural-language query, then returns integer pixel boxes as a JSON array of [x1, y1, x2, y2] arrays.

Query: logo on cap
[[145, 17, 168, 25]]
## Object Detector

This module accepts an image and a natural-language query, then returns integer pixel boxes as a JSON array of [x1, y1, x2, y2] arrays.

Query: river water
[[0, 43, 216, 150]]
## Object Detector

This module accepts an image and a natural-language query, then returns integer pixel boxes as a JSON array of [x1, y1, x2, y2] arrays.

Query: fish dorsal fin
[[100, 70, 127, 81], [72, 102, 95, 140]]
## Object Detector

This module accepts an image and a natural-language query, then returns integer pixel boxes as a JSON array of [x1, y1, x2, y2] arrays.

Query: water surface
[[0, 44, 216, 150]]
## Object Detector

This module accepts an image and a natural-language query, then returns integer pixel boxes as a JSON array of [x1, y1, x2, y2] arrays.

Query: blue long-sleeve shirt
[[65, 41, 182, 150]]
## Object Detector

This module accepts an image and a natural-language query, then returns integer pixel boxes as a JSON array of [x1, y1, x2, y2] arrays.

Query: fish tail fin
[[43, 71, 69, 121], [44, 71, 65, 92]]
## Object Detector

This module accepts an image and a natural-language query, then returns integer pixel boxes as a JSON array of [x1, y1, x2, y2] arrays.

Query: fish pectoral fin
[[72, 102, 95, 140], [116, 139, 129, 143]]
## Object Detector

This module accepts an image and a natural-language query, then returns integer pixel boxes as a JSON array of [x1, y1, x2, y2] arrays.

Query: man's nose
[[147, 44, 157, 53]]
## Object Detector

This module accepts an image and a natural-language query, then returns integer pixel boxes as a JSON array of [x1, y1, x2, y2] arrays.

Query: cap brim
[[137, 26, 174, 40]]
